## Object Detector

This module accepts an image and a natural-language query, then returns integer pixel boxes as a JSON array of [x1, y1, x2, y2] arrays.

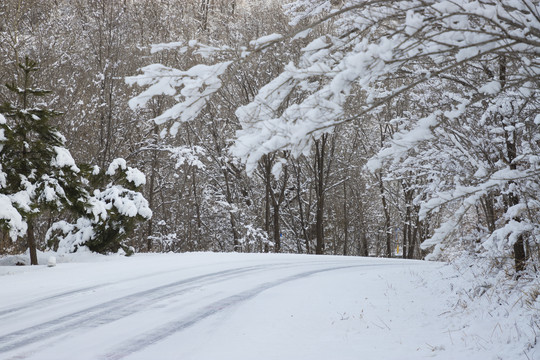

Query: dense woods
[[1, 0, 539, 274]]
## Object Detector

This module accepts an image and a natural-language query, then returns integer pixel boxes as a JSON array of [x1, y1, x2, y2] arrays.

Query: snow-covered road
[[0, 253, 534, 359]]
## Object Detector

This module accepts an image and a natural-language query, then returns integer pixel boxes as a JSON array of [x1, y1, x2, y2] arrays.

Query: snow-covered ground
[[0, 252, 538, 360]]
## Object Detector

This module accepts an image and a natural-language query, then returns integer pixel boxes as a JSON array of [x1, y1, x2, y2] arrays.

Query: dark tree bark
[[291, 160, 310, 253], [500, 55, 527, 273], [314, 136, 327, 255], [506, 135, 527, 272], [342, 181, 349, 256], [223, 167, 240, 251], [263, 155, 272, 253], [27, 219, 38, 265], [480, 195, 497, 234], [378, 174, 392, 258], [146, 125, 160, 252], [261, 154, 289, 253]]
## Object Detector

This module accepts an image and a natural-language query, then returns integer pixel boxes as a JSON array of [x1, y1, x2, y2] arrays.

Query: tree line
[[1, 0, 538, 273]]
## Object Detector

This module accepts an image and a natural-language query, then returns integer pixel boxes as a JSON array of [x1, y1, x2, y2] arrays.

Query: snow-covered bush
[[47, 158, 152, 255]]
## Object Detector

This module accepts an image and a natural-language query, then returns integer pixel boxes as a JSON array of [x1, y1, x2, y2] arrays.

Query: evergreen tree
[[81, 158, 152, 255], [0, 57, 88, 265]]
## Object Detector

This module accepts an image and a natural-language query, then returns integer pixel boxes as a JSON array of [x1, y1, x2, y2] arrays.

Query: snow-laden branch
[[229, 0, 538, 171], [419, 169, 540, 220], [0, 194, 27, 239], [127, 5, 538, 194], [126, 61, 232, 136]]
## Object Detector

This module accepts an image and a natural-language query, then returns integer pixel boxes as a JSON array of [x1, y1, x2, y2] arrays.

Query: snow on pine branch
[[49, 183, 153, 254], [0, 194, 27, 239], [49, 183, 152, 254], [52, 146, 80, 173], [106, 158, 146, 187], [46, 218, 94, 254]]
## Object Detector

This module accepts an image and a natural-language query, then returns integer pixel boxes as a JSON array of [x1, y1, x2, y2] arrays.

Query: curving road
[[0, 253, 438, 360]]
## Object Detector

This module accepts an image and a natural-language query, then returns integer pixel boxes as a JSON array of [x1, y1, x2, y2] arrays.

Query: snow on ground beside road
[[0, 252, 538, 360]]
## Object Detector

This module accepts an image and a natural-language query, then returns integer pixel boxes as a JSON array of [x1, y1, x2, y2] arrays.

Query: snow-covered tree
[[130, 0, 539, 271], [0, 114, 27, 244], [0, 57, 88, 264], [0, 57, 152, 261]]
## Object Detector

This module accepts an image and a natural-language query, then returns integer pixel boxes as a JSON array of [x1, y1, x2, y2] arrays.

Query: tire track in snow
[[0, 262, 244, 318], [105, 264, 364, 360], [0, 264, 285, 356], [0, 283, 106, 318]]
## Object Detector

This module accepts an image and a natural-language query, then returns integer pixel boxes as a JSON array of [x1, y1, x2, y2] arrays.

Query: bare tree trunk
[[0, 231, 7, 255], [402, 184, 414, 259], [352, 187, 369, 257], [480, 195, 496, 234], [292, 160, 310, 253], [361, 232, 368, 256], [343, 181, 349, 256], [263, 156, 272, 253], [402, 205, 409, 259], [314, 136, 326, 255], [500, 55, 527, 273], [264, 155, 288, 253], [200, 0, 211, 30], [506, 141, 527, 272], [407, 210, 420, 259], [191, 166, 202, 249], [273, 201, 281, 252], [27, 219, 38, 265], [223, 168, 239, 251], [146, 125, 160, 252], [378, 174, 392, 258]]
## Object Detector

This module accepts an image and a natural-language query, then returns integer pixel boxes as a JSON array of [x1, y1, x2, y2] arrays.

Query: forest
[[0, 0, 539, 275]]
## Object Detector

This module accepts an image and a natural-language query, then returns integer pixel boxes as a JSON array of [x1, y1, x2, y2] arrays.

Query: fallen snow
[[0, 252, 537, 360]]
